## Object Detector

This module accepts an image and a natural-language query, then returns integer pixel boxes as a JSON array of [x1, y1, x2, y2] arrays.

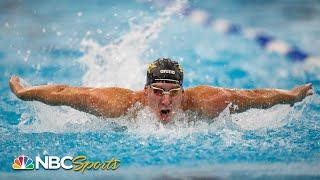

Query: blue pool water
[[1, 0, 320, 179]]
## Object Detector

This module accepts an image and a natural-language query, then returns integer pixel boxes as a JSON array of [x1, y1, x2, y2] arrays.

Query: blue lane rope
[[149, 0, 320, 65], [182, 5, 319, 63]]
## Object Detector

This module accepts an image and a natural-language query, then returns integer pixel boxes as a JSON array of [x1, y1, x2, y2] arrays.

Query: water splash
[[78, 0, 186, 90], [17, 0, 186, 133]]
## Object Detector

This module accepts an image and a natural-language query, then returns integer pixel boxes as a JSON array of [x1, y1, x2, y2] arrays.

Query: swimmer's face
[[145, 82, 184, 123]]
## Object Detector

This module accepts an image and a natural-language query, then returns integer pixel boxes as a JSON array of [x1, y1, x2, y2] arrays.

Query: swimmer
[[9, 58, 313, 123]]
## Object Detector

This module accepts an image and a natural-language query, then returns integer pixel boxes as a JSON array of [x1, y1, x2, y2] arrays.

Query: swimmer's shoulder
[[101, 88, 146, 107], [184, 85, 222, 95], [183, 85, 224, 110]]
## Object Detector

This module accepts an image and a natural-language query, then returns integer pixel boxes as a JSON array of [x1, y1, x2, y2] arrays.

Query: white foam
[[18, 102, 96, 133], [231, 104, 292, 130]]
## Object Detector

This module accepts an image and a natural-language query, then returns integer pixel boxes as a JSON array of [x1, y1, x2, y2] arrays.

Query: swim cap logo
[[12, 155, 35, 170], [147, 62, 157, 73], [177, 64, 183, 73], [160, 69, 175, 74]]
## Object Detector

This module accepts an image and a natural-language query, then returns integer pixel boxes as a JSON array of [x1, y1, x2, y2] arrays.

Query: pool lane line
[[148, 0, 320, 66], [184, 6, 320, 66]]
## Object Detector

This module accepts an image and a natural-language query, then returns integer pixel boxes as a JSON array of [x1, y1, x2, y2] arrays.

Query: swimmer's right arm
[[9, 76, 142, 118]]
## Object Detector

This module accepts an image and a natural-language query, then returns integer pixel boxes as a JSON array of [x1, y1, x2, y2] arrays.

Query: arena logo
[[160, 69, 175, 74], [12, 155, 120, 173]]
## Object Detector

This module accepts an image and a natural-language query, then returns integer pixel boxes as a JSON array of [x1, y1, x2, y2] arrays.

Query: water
[[1, 0, 320, 179]]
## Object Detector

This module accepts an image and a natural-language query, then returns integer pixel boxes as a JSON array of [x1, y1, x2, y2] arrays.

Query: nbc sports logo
[[12, 155, 34, 170], [12, 154, 120, 172]]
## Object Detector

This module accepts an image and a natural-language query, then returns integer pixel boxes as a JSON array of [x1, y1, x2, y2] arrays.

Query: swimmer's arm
[[184, 84, 313, 118], [224, 84, 313, 113], [9, 76, 140, 118]]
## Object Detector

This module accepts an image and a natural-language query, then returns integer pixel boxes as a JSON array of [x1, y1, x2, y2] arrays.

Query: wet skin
[[144, 83, 183, 123]]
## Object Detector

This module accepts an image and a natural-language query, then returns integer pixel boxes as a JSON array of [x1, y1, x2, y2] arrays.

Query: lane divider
[[149, 0, 320, 66], [182, 6, 319, 65]]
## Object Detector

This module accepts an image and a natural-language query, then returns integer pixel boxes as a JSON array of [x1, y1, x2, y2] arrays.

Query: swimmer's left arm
[[184, 84, 313, 118], [224, 84, 313, 114]]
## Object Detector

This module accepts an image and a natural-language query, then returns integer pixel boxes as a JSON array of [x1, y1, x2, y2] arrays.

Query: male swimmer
[[9, 58, 313, 123]]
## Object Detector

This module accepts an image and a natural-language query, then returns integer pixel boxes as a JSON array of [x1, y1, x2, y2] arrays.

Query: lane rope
[[148, 0, 320, 66]]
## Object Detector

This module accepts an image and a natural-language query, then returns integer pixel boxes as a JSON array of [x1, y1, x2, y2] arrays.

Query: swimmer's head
[[146, 58, 184, 86], [145, 58, 184, 123]]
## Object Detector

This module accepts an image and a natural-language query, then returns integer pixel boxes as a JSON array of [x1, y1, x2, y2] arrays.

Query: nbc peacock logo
[[12, 155, 35, 170]]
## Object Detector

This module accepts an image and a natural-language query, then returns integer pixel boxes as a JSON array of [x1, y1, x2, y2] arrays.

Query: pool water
[[1, 0, 320, 179]]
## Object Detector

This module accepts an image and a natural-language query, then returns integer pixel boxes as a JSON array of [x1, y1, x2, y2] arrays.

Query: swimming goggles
[[150, 85, 181, 97]]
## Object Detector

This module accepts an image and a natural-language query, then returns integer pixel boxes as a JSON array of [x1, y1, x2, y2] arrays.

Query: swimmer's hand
[[9, 75, 26, 99], [290, 83, 313, 104]]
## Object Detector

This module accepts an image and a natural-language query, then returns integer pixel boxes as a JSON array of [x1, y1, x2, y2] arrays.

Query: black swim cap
[[146, 58, 184, 86]]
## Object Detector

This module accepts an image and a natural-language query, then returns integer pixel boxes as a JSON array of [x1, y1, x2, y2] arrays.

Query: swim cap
[[146, 58, 184, 86]]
